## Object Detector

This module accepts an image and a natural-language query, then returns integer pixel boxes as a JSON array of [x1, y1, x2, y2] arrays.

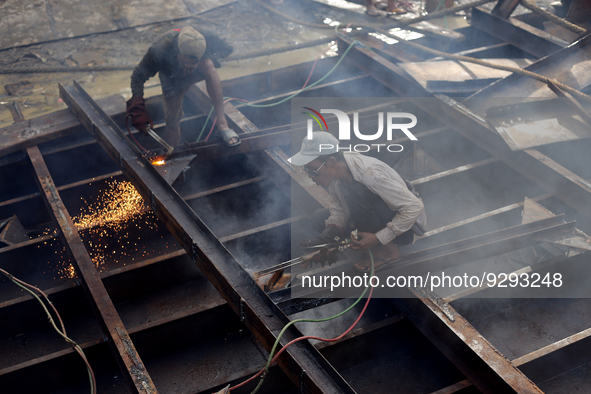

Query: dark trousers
[[312, 181, 414, 245], [160, 72, 205, 146]]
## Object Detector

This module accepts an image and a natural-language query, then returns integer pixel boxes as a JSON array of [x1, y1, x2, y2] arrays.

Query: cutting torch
[[253, 237, 354, 279]]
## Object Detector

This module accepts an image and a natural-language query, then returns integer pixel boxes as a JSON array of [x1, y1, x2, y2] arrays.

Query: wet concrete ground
[[0, 0, 470, 129], [0, 0, 239, 49], [0, 1, 353, 128], [0, 0, 578, 131]]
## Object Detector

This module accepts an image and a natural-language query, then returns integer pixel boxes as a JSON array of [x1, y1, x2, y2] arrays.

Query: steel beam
[[218, 215, 305, 243], [491, 0, 521, 19], [0, 95, 124, 158], [471, 6, 567, 58], [59, 80, 356, 394], [411, 158, 498, 185], [186, 82, 332, 219], [0, 170, 122, 208], [271, 216, 574, 304], [182, 176, 266, 201], [391, 288, 545, 394], [384, 215, 573, 276], [431, 256, 591, 393], [25, 145, 158, 394], [338, 34, 591, 221]]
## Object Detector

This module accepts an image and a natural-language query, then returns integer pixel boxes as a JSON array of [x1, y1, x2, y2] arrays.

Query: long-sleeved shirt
[[130, 28, 233, 98], [325, 152, 425, 245]]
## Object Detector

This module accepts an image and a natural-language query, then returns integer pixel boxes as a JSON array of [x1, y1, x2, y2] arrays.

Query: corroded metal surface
[[26, 145, 158, 394], [471, 6, 568, 58], [395, 289, 546, 394], [0, 0, 238, 50], [485, 99, 591, 151], [337, 33, 591, 220], [60, 80, 357, 394], [0, 95, 124, 157]]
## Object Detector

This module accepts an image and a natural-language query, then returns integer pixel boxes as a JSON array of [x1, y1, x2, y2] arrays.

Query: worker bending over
[[127, 26, 240, 147], [289, 132, 426, 272]]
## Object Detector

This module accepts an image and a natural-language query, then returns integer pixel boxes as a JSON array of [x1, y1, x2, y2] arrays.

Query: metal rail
[[391, 287, 545, 394], [337, 33, 591, 221], [269, 216, 573, 311], [25, 145, 158, 394], [471, 6, 568, 58], [331, 32, 553, 394], [59, 80, 356, 394], [384, 215, 573, 276], [0, 95, 124, 158], [153, 127, 291, 162]]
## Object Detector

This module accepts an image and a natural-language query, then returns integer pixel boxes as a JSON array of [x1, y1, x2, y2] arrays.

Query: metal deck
[[1, 1, 591, 393]]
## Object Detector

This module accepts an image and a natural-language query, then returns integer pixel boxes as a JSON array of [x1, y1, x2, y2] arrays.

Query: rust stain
[[115, 327, 158, 393], [41, 176, 73, 236], [414, 288, 544, 393]]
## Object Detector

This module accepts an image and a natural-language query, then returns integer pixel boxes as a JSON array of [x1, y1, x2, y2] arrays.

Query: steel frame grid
[[59, 80, 357, 394], [1, 6, 591, 390]]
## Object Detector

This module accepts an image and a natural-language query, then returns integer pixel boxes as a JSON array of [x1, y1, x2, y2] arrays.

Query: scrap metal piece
[[399, 59, 534, 91], [8, 101, 25, 123], [4, 80, 33, 96], [151, 154, 196, 185], [522, 197, 591, 252], [522, 197, 555, 224], [536, 229, 591, 252], [486, 98, 591, 150], [263, 270, 292, 292], [546, 80, 591, 126], [0, 215, 29, 245]]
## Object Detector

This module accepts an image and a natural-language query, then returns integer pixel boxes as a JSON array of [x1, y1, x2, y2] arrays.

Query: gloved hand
[[308, 247, 338, 267], [126, 96, 153, 135], [299, 225, 344, 249]]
